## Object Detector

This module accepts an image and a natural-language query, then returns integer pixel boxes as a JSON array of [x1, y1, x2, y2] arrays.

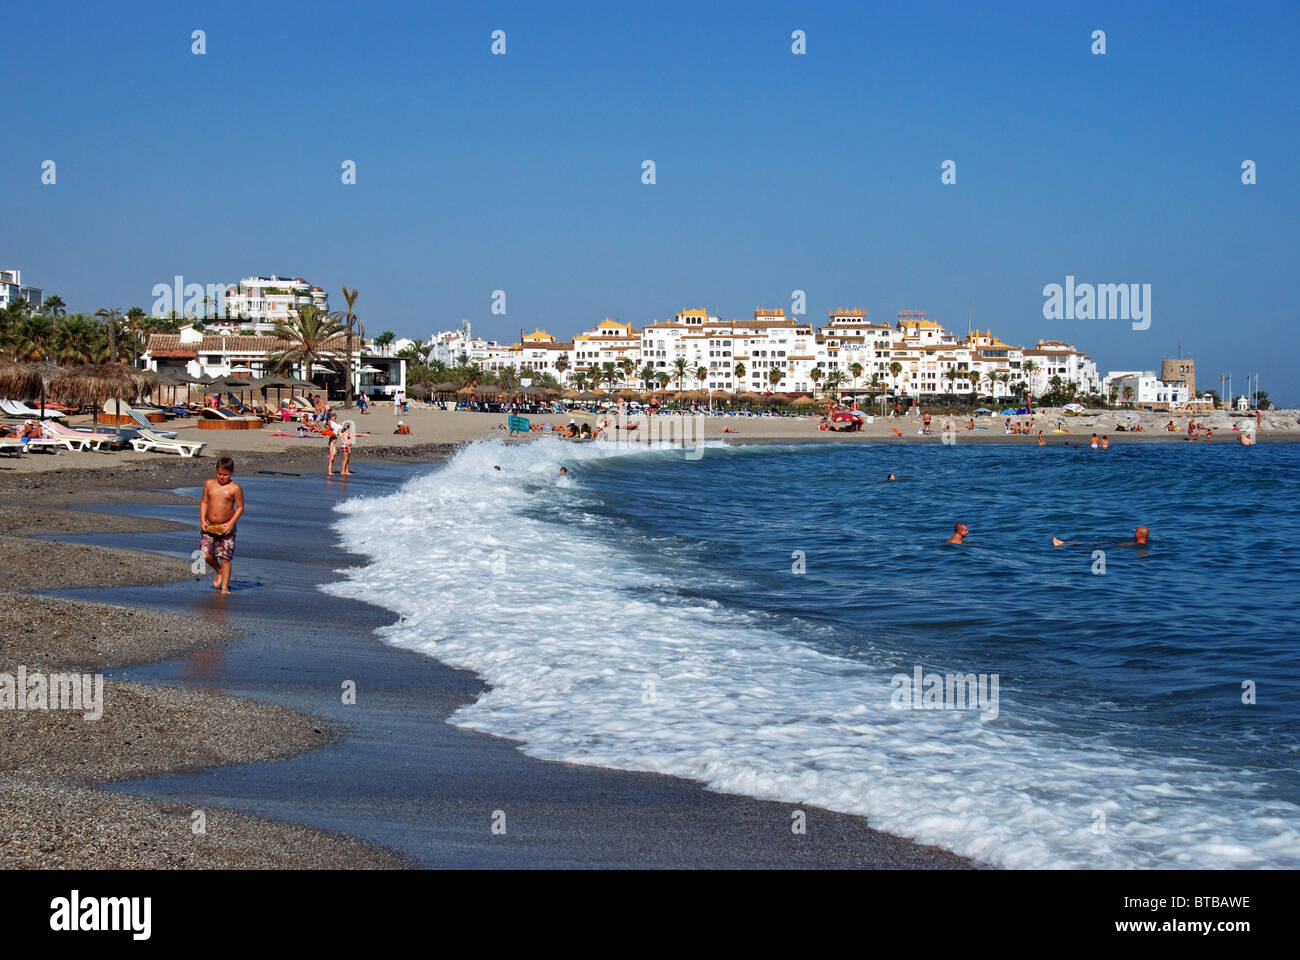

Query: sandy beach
[[2, 403, 1292, 477], [0, 439, 977, 869]]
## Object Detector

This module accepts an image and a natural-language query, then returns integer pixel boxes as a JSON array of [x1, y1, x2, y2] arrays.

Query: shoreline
[[7, 431, 1286, 868], [1, 443, 978, 868]]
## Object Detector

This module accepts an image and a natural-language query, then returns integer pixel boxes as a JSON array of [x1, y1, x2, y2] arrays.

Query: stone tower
[[1161, 357, 1196, 397]]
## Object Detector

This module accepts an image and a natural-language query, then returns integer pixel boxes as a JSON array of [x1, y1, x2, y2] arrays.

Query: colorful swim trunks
[[200, 525, 237, 563]]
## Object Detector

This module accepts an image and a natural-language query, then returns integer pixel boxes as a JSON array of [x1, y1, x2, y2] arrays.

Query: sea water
[[324, 437, 1300, 868]]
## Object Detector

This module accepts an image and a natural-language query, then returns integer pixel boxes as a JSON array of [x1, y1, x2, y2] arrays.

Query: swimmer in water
[[888, 473, 896, 481], [559, 466, 567, 476], [947, 522, 968, 544], [1052, 525, 1150, 547]]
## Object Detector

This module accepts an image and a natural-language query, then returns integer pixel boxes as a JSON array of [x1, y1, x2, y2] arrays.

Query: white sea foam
[[324, 438, 1300, 868]]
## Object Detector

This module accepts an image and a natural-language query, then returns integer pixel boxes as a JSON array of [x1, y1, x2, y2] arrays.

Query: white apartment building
[[572, 319, 642, 379], [454, 305, 1107, 402], [479, 329, 575, 380], [426, 325, 506, 365], [212, 275, 330, 332], [1103, 371, 1190, 408], [0, 269, 43, 312], [1020, 339, 1102, 397]]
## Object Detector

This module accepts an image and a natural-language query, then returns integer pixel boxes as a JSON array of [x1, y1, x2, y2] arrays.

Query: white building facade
[[213, 275, 330, 332], [0, 269, 43, 312]]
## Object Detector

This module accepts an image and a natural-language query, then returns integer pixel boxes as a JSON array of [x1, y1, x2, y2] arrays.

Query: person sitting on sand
[[966, 418, 975, 430], [720, 425, 737, 433], [1052, 525, 1150, 547], [947, 522, 969, 544], [1166, 420, 1176, 432], [394, 420, 412, 436]]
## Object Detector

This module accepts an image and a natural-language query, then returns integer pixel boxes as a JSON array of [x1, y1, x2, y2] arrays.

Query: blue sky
[[5, 0, 1297, 401]]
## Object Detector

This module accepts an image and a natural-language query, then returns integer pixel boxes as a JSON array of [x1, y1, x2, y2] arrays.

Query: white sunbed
[[0, 439, 25, 456], [129, 428, 205, 458], [1, 399, 66, 420]]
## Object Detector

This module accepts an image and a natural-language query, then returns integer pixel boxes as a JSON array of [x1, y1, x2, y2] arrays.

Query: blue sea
[[325, 438, 1300, 868]]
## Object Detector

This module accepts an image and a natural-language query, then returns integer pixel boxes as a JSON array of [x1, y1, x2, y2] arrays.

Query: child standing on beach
[[200, 456, 244, 595]]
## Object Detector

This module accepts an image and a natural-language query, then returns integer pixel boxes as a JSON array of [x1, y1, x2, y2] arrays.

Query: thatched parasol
[[792, 395, 818, 407], [561, 389, 580, 399], [48, 363, 150, 432], [0, 358, 46, 402]]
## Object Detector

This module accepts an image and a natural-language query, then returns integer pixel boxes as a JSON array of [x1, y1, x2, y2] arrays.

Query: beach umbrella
[[48, 362, 149, 432], [561, 389, 580, 399], [792, 396, 818, 407], [0, 358, 46, 403]]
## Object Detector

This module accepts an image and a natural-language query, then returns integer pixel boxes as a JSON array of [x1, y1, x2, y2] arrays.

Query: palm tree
[[9, 315, 54, 361], [267, 305, 344, 384], [767, 368, 784, 390], [1121, 385, 1133, 405], [572, 373, 588, 392], [888, 361, 903, 394], [554, 353, 570, 382], [672, 357, 690, 390], [619, 357, 635, 386], [809, 367, 823, 396], [998, 372, 1013, 398], [734, 361, 747, 384], [868, 372, 883, 396], [655, 371, 671, 391], [53, 314, 103, 365], [42, 295, 66, 319], [826, 369, 849, 398], [694, 365, 708, 389], [94, 307, 123, 363], [600, 360, 619, 393], [942, 367, 959, 397], [1022, 359, 1039, 401], [849, 361, 864, 392], [639, 364, 657, 390], [339, 286, 360, 408]]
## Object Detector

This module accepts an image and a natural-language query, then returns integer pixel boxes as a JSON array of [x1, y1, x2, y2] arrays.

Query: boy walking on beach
[[200, 457, 244, 595]]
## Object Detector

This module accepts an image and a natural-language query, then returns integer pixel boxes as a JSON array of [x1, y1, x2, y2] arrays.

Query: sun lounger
[[129, 428, 205, 458], [43, 422, 114, 451], [0, 439, 25, 456], [101, 398, 179, 434], [19, 437, 67, 453], [1, 399, 66, 420]]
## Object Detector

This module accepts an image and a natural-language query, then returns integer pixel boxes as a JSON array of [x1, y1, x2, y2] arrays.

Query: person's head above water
[[887, 473, 896, 481], [947, 522, 968, 544], [1135, 525, 1150, 544], [559, 466, 567, 475]]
